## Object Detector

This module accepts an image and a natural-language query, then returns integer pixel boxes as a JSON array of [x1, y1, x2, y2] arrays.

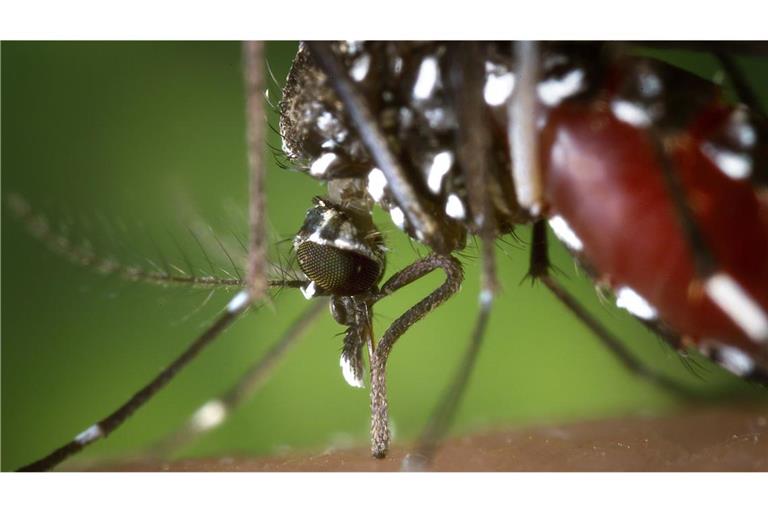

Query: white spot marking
[[615, 287, 658, 320], [334, 238, 356, 251], [393, 57, 404, 75], [340, 354, 364, 388], [316, 111, 334, 132], [191, 400, 228, 431], [727, 108, 756, 146], [350, 53, 371, 82], [227, 290, 250, 313], [717, 346, 755, 376], [735, 121, 757, 147], [344, 40, 363, 54], [75, 424, 103, 445], [543, 54, 568, 70], [321, 208, 336, 223], [639, 72, 662, 97], [426, 151, 454, 193], [390, 207, 406, 229], [611, 99, 652, 128], [301, 281, 317, 300], [537, 68, 585, 107], [367, 167, 387, 202], [702, 143, 752, 180], [310, 152, 338, 177], [548, 215, 584, 251], [413, 56, 439, 100], [479, 289, 494, 307], [484, 72, 515, 106], [445, 194, 466, 220], [706, 273, 768, 342]]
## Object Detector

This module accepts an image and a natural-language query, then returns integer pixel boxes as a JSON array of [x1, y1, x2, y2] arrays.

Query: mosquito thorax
[[294, 196, 386, 298]]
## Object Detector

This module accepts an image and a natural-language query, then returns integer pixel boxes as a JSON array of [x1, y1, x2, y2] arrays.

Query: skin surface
[[83, 404, 768, 471]]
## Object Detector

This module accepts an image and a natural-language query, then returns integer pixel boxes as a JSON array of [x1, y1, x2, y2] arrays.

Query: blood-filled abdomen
[[541, 98, 768, 376]]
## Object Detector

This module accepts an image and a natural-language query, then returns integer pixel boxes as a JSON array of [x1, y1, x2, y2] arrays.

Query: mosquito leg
[[148, 298, 328, 458], [17, 289, 262, 471], [243, 41, 268, 302], [648, 130, 719, 280], [367, 254, 464, 459], [398, 45, 500, 470], [529, 220, 704, 398], [509, 40, 544, 215], [449, 41, 499, 296], [715, 51, 766, 117], [713, 52, 768, 187], [400, 264, 494, 471]]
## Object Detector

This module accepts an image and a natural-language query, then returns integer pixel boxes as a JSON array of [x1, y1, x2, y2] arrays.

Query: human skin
[[84, 404, 767, 471]]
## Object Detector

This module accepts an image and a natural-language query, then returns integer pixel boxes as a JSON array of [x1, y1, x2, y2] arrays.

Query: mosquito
[[7, 41, 767, 472]]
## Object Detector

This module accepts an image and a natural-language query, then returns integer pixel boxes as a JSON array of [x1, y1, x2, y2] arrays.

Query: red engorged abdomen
[[540, 101, 768, 355]]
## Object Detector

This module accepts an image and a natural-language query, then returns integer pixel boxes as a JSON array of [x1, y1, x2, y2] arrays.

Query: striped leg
[[18, 290, 254, 471], [147, 299, 328, 458], [400, 260, 494, 471]]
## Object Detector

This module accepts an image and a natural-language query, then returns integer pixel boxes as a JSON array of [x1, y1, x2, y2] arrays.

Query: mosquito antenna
[[6, 194, 245, 289]]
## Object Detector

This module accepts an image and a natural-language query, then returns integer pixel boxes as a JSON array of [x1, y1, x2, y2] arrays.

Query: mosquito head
[[294, 196, 386, 297]]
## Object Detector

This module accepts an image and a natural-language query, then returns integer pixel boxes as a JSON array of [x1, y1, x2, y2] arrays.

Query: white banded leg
[[147, 299, 328, 458]]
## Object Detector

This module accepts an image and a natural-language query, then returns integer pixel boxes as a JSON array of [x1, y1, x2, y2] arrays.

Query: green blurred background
[[2, 42, 765, 471]]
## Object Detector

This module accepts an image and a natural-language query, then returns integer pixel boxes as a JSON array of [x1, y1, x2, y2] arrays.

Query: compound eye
[[297, 241, 381, 296]]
